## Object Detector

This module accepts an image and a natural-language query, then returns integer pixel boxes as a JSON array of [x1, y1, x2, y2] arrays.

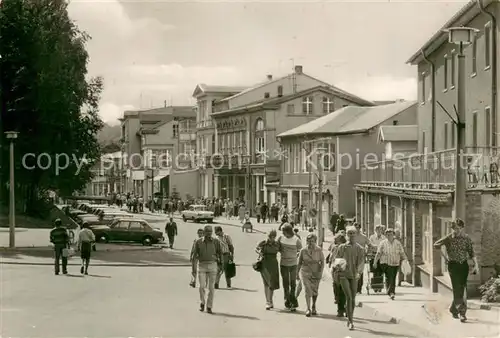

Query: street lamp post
[[5, 131, 19, 248], [316, 146, 327, 247], [444, 27, 478, 220]]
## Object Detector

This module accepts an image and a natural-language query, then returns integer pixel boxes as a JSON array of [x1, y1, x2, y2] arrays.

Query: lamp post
[[5, 131, 19, 248], [444, 27, 478, 220], [316, 145, 327, 247]]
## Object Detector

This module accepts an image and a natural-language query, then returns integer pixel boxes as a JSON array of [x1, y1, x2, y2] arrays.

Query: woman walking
[[78, 222, 95, 275], [335, 226, 365, 330], [256, 230, 280, 310], [297, 233, 324, 317]]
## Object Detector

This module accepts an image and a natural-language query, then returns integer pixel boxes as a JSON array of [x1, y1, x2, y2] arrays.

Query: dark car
[[92, 218, 164, 246]]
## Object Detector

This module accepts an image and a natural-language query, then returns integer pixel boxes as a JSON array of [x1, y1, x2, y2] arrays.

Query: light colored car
[[181, 205, 214, 223]]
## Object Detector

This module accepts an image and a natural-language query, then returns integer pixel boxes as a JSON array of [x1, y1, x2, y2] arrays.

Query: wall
[[391, 141, 418, 155], [169, 169, 199, 199], [417, 3, 500, 152]]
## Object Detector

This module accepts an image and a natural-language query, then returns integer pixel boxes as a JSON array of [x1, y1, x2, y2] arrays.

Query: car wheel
[[182, 215, 187, 222], [98, 234, 109, 243], [142, 236, 153, 246]]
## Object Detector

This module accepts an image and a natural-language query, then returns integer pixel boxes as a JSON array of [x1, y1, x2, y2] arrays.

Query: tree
[[0, 0, 104, 215]]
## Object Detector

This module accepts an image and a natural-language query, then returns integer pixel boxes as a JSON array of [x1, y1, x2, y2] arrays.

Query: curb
[[0, 246, 164, 253], [0, 260, 255, 267]]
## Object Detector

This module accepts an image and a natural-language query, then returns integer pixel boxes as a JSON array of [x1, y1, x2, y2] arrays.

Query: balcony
[[360, 147, 500, 190], [196, 119, 213, 129]]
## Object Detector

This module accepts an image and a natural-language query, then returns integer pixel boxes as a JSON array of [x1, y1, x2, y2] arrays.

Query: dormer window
[[277, 85, 283, 97]]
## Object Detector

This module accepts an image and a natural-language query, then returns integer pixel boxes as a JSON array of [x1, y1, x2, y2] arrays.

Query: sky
[[67, 0, 469, 125]]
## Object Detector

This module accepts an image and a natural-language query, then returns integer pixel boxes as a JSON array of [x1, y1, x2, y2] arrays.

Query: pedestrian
[[191, 225, 223, 314], [165, 217, 178, 249], [256, 229, 280, 310], [293, 228, 301, 240], [297, 233, 324, 317], [78, 222, 95, 275], [261, 202, 269, 224], [335, 214, 346, 233], [255, 202, 262, 223], [49, 219, 70, 275], [214, 226, 234, 289], [373, 228, 407, 300], [368, 225, 386, 292], [278, 224, 302, 311], [329, 233, 347, 317], [189, 228, 205, 288], [238, 204, 246, 224], [334, 226, 365, 330], [301, 207, 308, 230], [353, 222, 370, 293], [433, 218, 478, 322]]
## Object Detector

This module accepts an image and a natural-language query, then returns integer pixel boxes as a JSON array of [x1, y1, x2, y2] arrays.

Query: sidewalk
[[319, 230, 499, 338]]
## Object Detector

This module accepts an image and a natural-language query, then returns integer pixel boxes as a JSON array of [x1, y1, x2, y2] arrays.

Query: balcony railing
[[196, 119, 213, 129], [360, 147, 500, 189]]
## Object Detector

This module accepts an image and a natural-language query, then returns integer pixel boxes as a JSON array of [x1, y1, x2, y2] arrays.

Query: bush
[[479, 267, 500, 303]]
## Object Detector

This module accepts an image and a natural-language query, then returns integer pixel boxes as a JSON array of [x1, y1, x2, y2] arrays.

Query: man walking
[[191, 225, 223, 314], [368, 225, 385, 292], [353, 222, 370, 293], [374, 228, 407, 300], [50, 219, 70, 275], [165, 217, 178, 249], [189, 228, 205, 288], [278, 224, 302, 311], [434, 218, 478, 322], [214, 226, 234, 289]]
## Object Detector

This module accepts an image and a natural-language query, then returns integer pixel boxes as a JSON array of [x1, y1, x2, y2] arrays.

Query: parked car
[[99, 211, 133, 224], [91, 218, 164, 246], [181, 205, 214, 223], [76, 214, 104, 227]]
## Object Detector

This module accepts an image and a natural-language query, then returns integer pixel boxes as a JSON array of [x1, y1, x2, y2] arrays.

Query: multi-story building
[[120, 105, 195, 197], [277, 101, 417, 227], [192, 84, 248, 198], [207, 66, 374, 211], [82, 151, 124, 196], [355, 0, 500, 296]]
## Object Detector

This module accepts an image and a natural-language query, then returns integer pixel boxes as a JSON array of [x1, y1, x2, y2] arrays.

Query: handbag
[[252, 258, 263, 272], [226, 260, 236, 278], [62, 247, 74, 258], [401, 259, 411, 276]]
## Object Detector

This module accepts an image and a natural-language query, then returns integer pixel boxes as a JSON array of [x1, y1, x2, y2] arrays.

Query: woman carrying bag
[[255, 230, 280, 310]]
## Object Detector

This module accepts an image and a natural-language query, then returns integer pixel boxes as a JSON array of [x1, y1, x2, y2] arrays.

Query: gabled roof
[[378, 125, 418, 143], [192, 84, 248, 98], [406, 0, 493, 65], [278, 101, 417, 139], [212, 85, 375, 118], [219, 72, 374, 106]]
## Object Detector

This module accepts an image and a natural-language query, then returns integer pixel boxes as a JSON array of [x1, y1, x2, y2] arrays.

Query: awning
[[154, 174, 169, 181]]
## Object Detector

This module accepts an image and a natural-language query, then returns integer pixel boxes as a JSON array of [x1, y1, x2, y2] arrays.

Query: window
[[302, 144, 309, 173], [173, 124, 179, 137], [302, 96, 313, 115], [422, 131, 426, 153], [117, 221, 130, 230], [287, 104, 295, 114], [277, 85, 283, 97], [284, 145, 290, 173], [420, 72, 426, 103], [292, 144, 300, 173], [129, 221, 143, 231], [450, 51, 456, 88], [472, 112, 478, 149], [486, 107, 491, 146], [451, 123, 456, 148], [211, 134, 215, 154], [443, 54, 448, 90], [320, 142, 335, 171], [444, 123, 449, 149], [485, 22, 491, 69], [472, 36, 477, 75], [322, 96, 334, 114], [422, 214, 431, 265], [440, 218, 453, 274], [256, 118, 264, 131]]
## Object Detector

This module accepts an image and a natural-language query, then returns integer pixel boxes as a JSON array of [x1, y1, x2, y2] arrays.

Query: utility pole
[[455, 42, 466, 220], [5, 131, 19, 248], [318, 151, 325, 247]]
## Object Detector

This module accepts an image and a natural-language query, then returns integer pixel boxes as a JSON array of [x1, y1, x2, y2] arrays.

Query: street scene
[[1, 0, 500, 337]]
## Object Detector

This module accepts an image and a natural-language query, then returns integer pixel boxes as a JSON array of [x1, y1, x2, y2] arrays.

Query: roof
[[406, 0, 493, 65], [211, 85, 375, 118], [378, 125, 419, 142], [192, 84, 248, 98], [278, 101, 417, 139], [219, 72, 374, 106]]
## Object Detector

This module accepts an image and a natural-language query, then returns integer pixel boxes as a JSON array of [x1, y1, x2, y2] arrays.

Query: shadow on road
[[210, 312, 260, 320], [355, 327, 420, 337], [219, 287, 258, 293], [0, 246, 191, 266]]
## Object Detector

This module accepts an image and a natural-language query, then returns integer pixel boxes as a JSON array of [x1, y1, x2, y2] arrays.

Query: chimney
[[294, 65, 303, 74], [267, 74, 273, 81], [164, 100, 167, 107]]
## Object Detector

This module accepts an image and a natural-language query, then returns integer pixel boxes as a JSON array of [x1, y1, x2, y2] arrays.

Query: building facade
[[82, 151, 124, 196], [208, 66, 374, 212], [278, 101, 417, 226], [355, 0, 500, 296], [192, 85, 248, 198]]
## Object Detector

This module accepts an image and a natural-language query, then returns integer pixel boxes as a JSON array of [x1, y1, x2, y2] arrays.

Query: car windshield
[[193, 206, 206, 211]]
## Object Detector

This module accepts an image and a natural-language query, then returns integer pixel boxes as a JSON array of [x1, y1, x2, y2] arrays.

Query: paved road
[[1, 264, 435, 338]]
